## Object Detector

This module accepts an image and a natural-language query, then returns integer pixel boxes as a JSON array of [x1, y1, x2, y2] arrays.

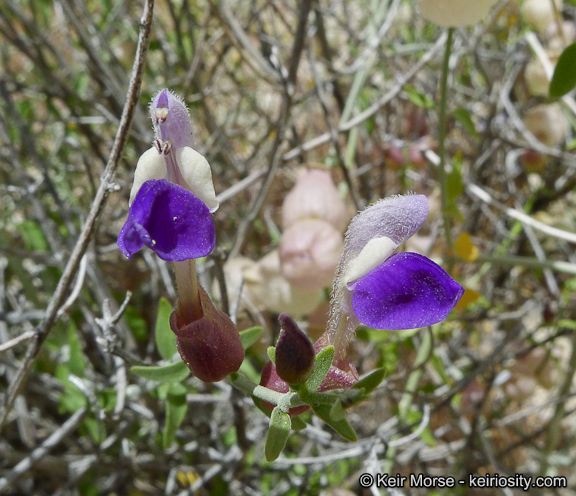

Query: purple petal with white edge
[[351, 252, 464, 330], [344, 195, 429, 256], [118, 179, 215, 261], [150, 88, 194, 149]]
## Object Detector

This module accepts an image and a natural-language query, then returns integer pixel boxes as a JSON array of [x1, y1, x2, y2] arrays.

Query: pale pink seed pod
[[416, 0, 498, 27], [279, 219, 344, 291], [522, 0, 563, 33], [524, 58, 551, 97], [282, 168, 349, 232], [244, 250, 322, 316], [523, 104, 569, 148]]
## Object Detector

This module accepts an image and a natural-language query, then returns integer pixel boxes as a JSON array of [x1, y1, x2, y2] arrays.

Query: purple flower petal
[[118, 179, 215, 261], [351, 252, 464, 330]]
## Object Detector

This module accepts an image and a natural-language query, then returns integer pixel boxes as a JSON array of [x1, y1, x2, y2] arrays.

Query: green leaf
[[550, 43, 576, 98], [131, 361, 190, 383], [452, 107, 478, 138], [330, 399, 345, 421], [311, 403, 357, 441], [290, 415, 307, 430], [352, 368, 386, 394], [16, 220, 49, 251], [155, 297, 177, 360], [267, 346, 276, 365], [239, 326, 263, 351], [305, 346, 335, 392], [163, 388, 188, 449], [265, 407, 291, 462], [252, 396, 272, 418], [413, 330, 432, 369], [404, 84, 434, 109], [355, 327, 389, 342]]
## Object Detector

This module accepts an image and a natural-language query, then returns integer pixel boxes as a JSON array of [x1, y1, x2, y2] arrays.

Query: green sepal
[[305, 345, 334, 392], [311, 403, 357, 442], [351, 367, 386, 394], [550, 42, 576, 98], [155, 297, 178, 360], [131, 361, 190, 383], [239, 326, 263, 351], [265, 407, 291, 462], [267, 346, 276, 365]]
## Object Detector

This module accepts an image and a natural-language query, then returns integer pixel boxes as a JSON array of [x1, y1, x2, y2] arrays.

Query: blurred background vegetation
[[1, 0, 576, 494]]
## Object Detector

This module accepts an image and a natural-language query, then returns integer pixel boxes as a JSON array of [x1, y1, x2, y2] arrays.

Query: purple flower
[[118, 88, 219, 261], [118, 179, 215, 261], [328, 194, 464, 357]]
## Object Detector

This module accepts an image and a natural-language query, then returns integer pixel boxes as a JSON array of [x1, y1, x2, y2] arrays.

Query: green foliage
[[131, 361, 191, 383], [550, 43, 576, 98], [155, 297, 178, 360], [240, 326, 264, 350], [404, 84, 434, 109], [453, 107, 478, 138], [16, 220, 49, 251], [305, 345, 334, 392], [265, 407, 292, 461], [163, 383, 188, 448]]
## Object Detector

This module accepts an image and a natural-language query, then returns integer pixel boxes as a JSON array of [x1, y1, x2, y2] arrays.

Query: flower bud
[[170, 285, 244, 382], [416, 0, 498, 27], [282, 167, 349, 232], [279, 219, 343, 291], [259, 340, 359, 416], [523, 103, 568, 148], [275, 314, 315, 385]]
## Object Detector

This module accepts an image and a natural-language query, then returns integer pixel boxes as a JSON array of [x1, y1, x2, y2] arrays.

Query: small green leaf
[[267, 346, 276, 365], [305, 346, 335, 392], [330, 399, 345, 421], [239, 326, 263, 351], [265, 407, 291, 462], [413, 330, 432, 369], [155, 297, 177, 360], [550, 43, 576, 98], [163, 389, 188, 449], [404, 84, 434, 109], [452, 107, 478, 138], [290, 415, 307, 430], [352, 368, 386, 394], [311, 403, 357, 441], [131, 361, 190, 383]]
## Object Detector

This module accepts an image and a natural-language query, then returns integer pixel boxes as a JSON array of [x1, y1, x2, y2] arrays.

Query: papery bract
[[170, 285, 244, 382], [242, 250, 322, 316], [416, 0, 498, 27], [279, 219, 343, 291], [282, 167, 350, 232], [118, 179, 215, 261]]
